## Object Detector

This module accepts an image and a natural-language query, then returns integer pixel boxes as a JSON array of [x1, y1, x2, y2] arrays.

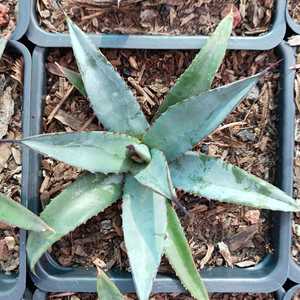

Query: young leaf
[[0, 193, 53, 232], [67, 18, 149, 137], [57, 64, 87, 97], [0, 37, 8, 59], [97, 269, 124, 300], [165, 203, 209, 300], [144, 71, 264, 161], [21, 131, 146, 174], [170, 152, 299, 212], [156, 14, 233, 117], [27, 173, 123, 271], [134, 149, 175, 200], [122, 176, 167, 300]]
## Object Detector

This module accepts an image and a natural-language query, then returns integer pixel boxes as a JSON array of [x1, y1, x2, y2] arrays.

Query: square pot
[[27, 0, 286, 49], [0, 41, 31, 300], [28, 42, 294, 294], [10, 0, 30, 40]]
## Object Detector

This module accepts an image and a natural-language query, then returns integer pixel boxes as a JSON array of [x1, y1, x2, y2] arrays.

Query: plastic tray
[[10, 0, 31, 41], [0, 41, 31, 300], [27, 0, 286, 49]]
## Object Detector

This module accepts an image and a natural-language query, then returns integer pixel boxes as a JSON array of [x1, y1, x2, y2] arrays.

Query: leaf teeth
[[27, 174, 123, 272], [122, 176, 167, 300], [67, 18, 149, 136]]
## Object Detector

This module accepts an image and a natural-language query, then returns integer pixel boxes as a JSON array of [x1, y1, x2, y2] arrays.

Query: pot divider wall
[[27, 0, 286, 49], [28, 42, 294, 294], [10, 0, 31, 41], [289, 47, 300, 284], [32, 289, 286, 300], [0, 41, 31, 300]]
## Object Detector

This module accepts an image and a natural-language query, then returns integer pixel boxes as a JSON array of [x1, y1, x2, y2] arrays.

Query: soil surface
[[0, 0, 17, 36], [37, 0, 274, 36], [41, 48, 279, 271], [0, 51, 23, 273], [47, 292, 277, 300], [288, 0, 300, 24]]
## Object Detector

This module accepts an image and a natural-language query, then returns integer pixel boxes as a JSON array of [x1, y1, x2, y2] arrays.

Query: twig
[[47, 86, 74, 125]]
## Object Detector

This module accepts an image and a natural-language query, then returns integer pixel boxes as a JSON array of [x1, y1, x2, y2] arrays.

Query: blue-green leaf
[[97, 269, 123, 300], [134, 149, 175, 200], [0, 193, 53, 232], [156, 14, 233, 117], [170, 152, 299, 212], [21, 131, 145, 174], [27, 173, 123, 272], [122, 176, 167, 300], [144, 72, 264, 161], [67, 18, 149, 137], [165, 203, 209, 300], [57, 64, 87, 97]]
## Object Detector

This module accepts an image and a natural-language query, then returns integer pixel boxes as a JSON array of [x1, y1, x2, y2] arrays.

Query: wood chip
[[54, 109, 84, 131], [218, 242, 233, 268], [0, 143, 11, 172], [0, 86, 13, 139], [227, 225, 258, 252], [199, 243, 214, 269]]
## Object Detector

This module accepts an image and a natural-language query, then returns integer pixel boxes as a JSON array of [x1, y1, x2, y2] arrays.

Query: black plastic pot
[[32, 289, 286, 300], [286, 2, 300, 35], [27, 0, 286, 49], [28, 42, 294, 294], [283, 284, 300, 300], [10, 0, 31, 41], [0, 41, 31, 300]]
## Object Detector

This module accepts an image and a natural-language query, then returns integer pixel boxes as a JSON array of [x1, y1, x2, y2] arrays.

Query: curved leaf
[[156, 14, 233, 117], [165, 203, 208, 300], [27, 173, 123, 271], [21, 131, 145, 174], [97, 269, 124, 300], [0, 193, 53, 232], [170, 152, 299, 212], [57, 64, 86, 97], [134, 149, 174, 200], [144, 72, 264, 161], [67, 18, 149, 137], [122, 176, 167, 300]]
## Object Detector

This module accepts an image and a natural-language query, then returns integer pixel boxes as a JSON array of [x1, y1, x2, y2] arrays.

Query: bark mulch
[[40, 48, 279, 272], [0, 0, 17, 37], [37, 0, 274, 36], [47, 292, 277, 300], [0, 51, 23, 273], [288, 0, 300, 24]]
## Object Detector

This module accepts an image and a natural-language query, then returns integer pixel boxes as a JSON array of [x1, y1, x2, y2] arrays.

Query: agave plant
[[0, 14, 299, 300]]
